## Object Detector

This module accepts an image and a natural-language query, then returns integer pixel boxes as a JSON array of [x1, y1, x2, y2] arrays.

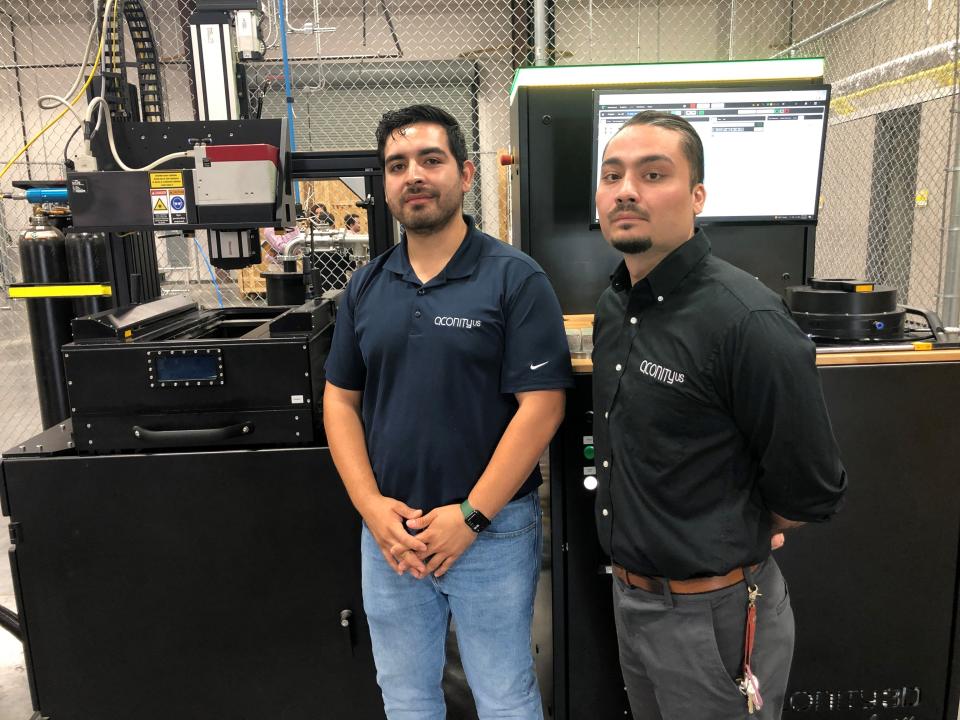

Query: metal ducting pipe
[[772, 0, 898, 58], [831, 40, 960, 98], [247, 59, 479, 90], [533, 0, 547, 66], [943, 117, 960, 327]]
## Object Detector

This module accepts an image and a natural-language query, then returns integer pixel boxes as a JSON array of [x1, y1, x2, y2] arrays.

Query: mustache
[[609, 203, 649, 222], [403, 187, 438, 201]]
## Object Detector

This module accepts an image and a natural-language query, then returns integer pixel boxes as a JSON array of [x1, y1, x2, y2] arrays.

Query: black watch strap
[[460, 499, 491, 533]]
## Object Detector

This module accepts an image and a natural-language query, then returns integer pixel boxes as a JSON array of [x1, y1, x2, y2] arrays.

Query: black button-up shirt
[[592, 230, 846, 580]]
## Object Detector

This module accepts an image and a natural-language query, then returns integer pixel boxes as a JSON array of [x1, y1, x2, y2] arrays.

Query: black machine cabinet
[[551, 358, 960, 720], [62, 297, 333, 453], [0, 442, 385, 720], [510, 85, 815, 314]]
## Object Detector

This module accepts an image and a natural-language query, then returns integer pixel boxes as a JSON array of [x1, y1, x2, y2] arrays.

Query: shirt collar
[[610, 228, 711, 298], [383, 214, 482, 284]]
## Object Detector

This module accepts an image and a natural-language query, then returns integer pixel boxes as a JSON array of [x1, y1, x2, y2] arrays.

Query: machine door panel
[[776, 362, 960, 718], [3, 447, 384, 720], [555, 361, 960, 720]]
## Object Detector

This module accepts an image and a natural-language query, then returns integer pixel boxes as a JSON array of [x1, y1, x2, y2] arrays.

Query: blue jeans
[[361, 491, 544, 720]]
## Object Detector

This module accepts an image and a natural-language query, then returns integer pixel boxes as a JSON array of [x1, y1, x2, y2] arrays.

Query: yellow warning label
[[154, 197, 168, 212], [150, 172, 184, 189], [854, 284, 874, 293]]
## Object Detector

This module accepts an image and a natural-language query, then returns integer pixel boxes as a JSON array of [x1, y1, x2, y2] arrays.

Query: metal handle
[[132, 421, 254, 446], [903, 305, 947, 342], [340, 609, 355, 657]]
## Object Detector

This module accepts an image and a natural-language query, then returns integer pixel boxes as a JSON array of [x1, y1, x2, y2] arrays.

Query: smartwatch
[[460, 499, 491, 533]]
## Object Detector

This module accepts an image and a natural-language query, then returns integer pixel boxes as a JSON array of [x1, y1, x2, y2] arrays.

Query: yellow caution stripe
[[912, 341, 934, 351], [8, 283, 113, 299]]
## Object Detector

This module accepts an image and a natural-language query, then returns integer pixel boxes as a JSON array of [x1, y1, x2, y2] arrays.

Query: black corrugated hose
[[0, 604, 21, 641]]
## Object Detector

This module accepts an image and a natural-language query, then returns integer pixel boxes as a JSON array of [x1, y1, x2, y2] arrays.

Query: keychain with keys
[[737, 584, 765, 714]]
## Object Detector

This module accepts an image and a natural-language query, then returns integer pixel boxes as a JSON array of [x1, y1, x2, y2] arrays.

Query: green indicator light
[[584, 445, 595, 460]]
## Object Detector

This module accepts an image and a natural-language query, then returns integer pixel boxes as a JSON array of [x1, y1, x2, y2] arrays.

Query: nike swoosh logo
[[530, 361, 550, 370]]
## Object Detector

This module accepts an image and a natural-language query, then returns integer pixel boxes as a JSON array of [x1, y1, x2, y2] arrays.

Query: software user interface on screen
[[593, 86, 829, 223]]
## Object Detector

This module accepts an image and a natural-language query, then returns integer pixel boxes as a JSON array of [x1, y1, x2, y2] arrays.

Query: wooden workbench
[[563, 314, 960, 373]]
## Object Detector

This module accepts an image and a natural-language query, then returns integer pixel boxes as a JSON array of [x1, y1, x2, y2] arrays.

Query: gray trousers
[[612, 557, 795, 720]]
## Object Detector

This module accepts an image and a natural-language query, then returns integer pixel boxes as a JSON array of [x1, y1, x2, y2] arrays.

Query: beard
[[391, 187, 463, 235], [606, 202, 653, 254], [612, 236, 652, 254]]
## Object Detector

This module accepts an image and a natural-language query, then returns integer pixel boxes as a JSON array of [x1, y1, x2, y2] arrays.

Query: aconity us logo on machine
[[434, 315, 483, 329]]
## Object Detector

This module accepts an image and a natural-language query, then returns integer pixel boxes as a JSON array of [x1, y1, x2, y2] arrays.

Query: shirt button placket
[[414, 285, 424, 322]]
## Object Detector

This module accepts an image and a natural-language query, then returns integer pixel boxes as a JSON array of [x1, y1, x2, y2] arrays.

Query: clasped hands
[[363, 496, 478, 580]]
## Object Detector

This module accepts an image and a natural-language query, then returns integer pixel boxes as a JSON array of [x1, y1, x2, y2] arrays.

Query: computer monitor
[[592, 85, 830, 225]]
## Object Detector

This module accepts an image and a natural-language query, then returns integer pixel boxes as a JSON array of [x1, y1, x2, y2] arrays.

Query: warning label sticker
[[151, 189, 170, 224], [169, 189, 188, 224], [150, 171, 184, 189]]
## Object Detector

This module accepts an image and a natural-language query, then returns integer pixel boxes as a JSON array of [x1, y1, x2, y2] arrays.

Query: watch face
[[466, 510, 490, 533]]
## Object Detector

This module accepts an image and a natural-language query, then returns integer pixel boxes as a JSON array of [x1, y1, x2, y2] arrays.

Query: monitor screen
[[592, 85, 830, 224]]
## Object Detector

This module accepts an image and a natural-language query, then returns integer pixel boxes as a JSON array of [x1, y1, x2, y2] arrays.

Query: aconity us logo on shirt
[[434, 315, 483, 329], [639, 359, 685, 385]]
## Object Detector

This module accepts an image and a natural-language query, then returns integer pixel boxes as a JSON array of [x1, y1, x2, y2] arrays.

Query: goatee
[[612, 237, 652, 254]]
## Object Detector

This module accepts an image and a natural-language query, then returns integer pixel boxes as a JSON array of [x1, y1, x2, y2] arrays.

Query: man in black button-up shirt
[[592, 110, 846, 719]]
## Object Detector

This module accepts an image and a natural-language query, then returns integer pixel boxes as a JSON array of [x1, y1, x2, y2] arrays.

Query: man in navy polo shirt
[[323, 105, 573, 719]]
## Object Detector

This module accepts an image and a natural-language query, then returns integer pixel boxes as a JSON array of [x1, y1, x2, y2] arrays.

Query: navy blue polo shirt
[[324, 215, 573, 512]]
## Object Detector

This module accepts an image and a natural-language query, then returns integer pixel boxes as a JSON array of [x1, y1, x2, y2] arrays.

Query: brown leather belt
[[612, 563, 761, 595]]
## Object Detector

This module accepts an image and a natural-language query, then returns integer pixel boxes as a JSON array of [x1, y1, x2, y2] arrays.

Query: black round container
[[785, 279, 906, 341], [261, 271, 306, 306]]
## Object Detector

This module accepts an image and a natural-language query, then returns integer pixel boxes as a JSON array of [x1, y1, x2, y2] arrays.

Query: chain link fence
[[0, 0, 957, 450]]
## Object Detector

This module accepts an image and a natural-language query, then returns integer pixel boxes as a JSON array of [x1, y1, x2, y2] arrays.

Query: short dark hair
[[613, 110, 704, 187], [376, 104, 468, 171], [344, 213, 360, 227]]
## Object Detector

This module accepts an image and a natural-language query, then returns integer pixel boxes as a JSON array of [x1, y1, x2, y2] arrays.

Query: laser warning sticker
[[151, 189, 170, 224], [150, 171, 184, 189], [169, 189, 187, 224]]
